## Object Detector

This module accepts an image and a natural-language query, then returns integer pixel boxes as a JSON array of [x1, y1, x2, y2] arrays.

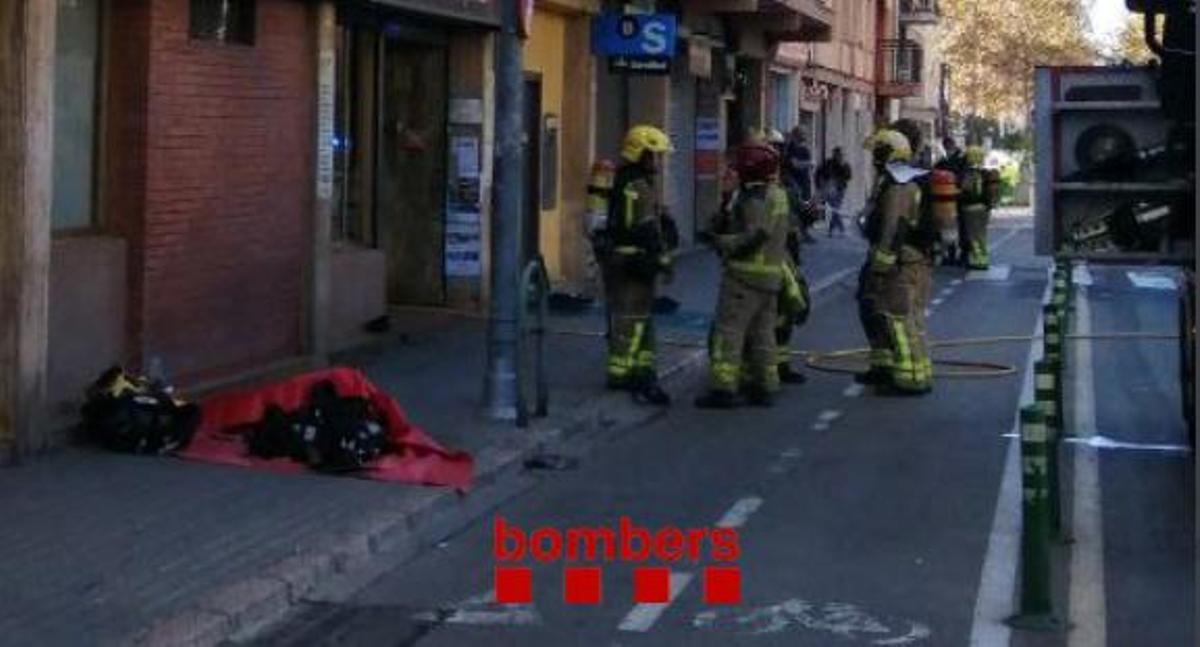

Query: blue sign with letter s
[[591, 12, 678, 57]]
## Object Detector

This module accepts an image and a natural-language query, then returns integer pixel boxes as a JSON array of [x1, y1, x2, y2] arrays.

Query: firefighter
[[959, 146, 994, 270], [770, 155, 809, 385], [855, 124, 934, 395], [695, 143, 791, 408], [604, 125, 674, 406]]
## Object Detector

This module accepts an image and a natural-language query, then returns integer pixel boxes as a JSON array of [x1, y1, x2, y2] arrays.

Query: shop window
[[189, 0, 256, 45], [52, 0, 101, 231]]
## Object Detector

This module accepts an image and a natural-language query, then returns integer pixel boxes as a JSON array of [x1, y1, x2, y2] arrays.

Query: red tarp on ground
[[178, 367, 473, 489]]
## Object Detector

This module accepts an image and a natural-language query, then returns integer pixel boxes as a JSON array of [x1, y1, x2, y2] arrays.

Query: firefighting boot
[[632, 380, 672, 407], [853, 367, 890, 385], [744, 386, 776, 408], [778, 363, 808, 385], [694, 390, 740, 409]]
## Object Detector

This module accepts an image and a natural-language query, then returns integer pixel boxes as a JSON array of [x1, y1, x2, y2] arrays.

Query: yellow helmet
[[621, 125, 673, 163], [863, 128, 912, 163], [965, 146, 987, 166]]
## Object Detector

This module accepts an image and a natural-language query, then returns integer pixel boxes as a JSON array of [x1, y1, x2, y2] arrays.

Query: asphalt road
[[249, 219, 1194, 647]]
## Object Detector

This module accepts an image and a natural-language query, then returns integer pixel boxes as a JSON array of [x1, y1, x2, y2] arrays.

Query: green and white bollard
[[1043, 304, 1064, 365], [1006, 406, 1065, 631], [1034, 360, 1067, 541]]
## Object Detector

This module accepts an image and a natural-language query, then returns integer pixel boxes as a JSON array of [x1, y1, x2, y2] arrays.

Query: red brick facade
[[105, 0, 315, 381]]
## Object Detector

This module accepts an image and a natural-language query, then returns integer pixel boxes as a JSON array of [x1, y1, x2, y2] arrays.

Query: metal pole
[[483, 0, 524, 422]]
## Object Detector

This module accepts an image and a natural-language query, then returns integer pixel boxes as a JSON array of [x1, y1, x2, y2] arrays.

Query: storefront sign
[[446, 211, 482, 277], [316, 49, 335, 201], [695, 118, 722, 152], [609, 55, 670, 75], [591, 12, 677, 57]]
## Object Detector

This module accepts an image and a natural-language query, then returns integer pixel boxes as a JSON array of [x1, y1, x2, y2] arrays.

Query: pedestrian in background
[[815, 147, 852, 237], [783, 127, 817, 244]]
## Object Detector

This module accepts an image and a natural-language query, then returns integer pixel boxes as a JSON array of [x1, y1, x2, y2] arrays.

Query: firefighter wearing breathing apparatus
[[603, 125, 676, 406], [958, 146, 996, 270], [855, 123, 935, 395], [695, 142, 792, 408]]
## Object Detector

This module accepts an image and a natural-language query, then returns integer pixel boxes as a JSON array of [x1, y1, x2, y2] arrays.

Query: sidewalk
[[0, 246, 867, 647]]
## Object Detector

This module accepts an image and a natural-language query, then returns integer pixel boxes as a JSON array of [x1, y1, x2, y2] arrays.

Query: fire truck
[[1033, 0, 1196, 435]]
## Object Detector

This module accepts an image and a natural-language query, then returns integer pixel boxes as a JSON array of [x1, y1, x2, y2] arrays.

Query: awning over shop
[[363, 0, 501, 27]]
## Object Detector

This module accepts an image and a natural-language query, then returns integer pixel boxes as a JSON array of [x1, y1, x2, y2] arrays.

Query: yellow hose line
[[545, 328, 1179, 380]]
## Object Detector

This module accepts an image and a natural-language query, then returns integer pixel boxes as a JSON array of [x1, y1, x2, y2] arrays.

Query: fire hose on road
[[542, 328, 1179, 379]]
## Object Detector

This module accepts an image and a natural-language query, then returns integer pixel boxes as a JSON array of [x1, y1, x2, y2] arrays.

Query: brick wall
[[107, 0, 315, 381]]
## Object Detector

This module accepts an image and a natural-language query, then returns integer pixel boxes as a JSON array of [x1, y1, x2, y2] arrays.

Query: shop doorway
[[376, 36, 448, 305]]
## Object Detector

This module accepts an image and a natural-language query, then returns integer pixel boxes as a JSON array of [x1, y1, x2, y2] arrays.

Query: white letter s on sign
[[641, 21, 667, 55]]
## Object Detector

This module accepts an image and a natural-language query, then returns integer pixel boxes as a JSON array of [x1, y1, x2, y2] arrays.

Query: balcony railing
[[899, 0, 939, 24], [877, 39, 923, 97]]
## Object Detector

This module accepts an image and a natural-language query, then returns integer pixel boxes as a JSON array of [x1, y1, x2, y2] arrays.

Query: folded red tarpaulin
[[178, 367, 473, 489]]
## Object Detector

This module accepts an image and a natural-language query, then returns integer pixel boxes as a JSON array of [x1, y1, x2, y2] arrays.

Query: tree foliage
[[1110, 13, 1162, 64], [939, 0, 1098, 121]]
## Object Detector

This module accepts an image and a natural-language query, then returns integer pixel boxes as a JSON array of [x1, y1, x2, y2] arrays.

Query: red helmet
[[734, 143, 780, 183]]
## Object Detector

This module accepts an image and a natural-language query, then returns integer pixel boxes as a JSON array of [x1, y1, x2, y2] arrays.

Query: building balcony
[[898, 0, 939, 25], [697, 0, 834, 43], [876, 39, 923, 97]]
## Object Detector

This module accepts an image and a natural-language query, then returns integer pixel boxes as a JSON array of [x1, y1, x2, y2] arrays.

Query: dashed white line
[[950, 279, 964, 286], [931, 298, 945, 307], [939, 287, 955, 297], [618, 497, 764, 633], [617, 572, 695, 632], [843, 383, 865, 398], [716, 496, 765, 528], [816, 409, 843, 424]]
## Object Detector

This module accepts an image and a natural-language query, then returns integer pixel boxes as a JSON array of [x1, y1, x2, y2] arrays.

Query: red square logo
[[633, 567, 671, 603], [563, 567, 602, 605], [494, 566, 532, 604], [702, 567, 741, 605]]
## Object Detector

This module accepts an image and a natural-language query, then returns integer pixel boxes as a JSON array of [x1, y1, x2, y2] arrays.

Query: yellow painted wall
[[523, 9, 566, 279]]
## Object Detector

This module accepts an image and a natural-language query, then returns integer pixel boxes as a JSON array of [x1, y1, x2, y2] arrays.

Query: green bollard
[[1034, 361, 1067, 541], [1043, 305, 1063, 364], [1006, 407, 1065, 631]]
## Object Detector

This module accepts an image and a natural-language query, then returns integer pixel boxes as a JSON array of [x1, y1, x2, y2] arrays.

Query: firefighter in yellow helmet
[[604, 125, 675, 405], [959, 146, 995, 270], [855, 124, 934, 395], [695, 142, 792, 408]]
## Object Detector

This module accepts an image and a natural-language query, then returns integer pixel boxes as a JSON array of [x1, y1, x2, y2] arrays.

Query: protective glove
[[869, 247, 897, 274]]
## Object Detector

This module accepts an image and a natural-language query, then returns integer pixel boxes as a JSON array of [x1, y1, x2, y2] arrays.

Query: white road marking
[[1068, 278, 1107, 647], [931, 298, 945, 307], [969, 266, 1052, 646], [812, 422, 830, 431], [1063, 435, 1191, 454], [816, 409, 843, 424], [989, 226, 1025, 254], [1126, 271, 1177, 291], [843, 383, 865, 398], [716, 496, 764, 529], [767, 447, 805, 474], [1072, 265, 1094, 286], [616, 572, 695, 632], [617, 497, 765, 633], [924, 308, 932, 317], [692, 598, 930, 643], [966, 265, 1012, 282], [809, 265, 861, 295], [950, 279, 964, 286], [939, 287, 955, 297], [412, 590, 541, 626]]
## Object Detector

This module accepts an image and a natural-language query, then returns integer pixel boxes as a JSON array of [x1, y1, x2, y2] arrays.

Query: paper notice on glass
[[453, 136, 480, 180]]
